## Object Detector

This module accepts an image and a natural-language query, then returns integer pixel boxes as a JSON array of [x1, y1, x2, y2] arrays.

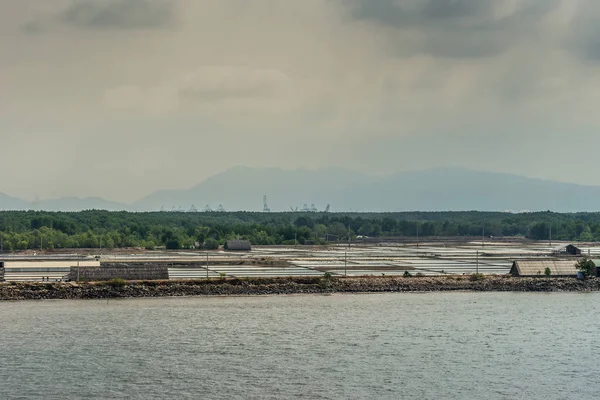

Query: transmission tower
[[204, 205, 213, 212], [217, 204, 225, 212], [310, 204, 318, 212], [263, 195, 271, 212]]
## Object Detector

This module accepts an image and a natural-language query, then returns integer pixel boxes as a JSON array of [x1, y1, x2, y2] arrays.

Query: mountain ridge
[[1, 167, 599, 212]]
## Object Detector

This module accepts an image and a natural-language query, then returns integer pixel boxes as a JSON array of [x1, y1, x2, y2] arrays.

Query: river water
[[0, 293, 598, 399]]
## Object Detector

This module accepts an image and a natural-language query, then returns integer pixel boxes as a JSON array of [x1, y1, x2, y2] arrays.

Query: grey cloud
[[569, 5, 600, 62], [349, 0, 559, 58], [178, 67, 290, 103], [20, 20, 46, 34], [422, 0, 487, 19], [102, 67, 292, 115], [583, 38, 600, 61], [22, 0, 175, 32], [351, 0, 494, 28], [60, 0, 174, 29]]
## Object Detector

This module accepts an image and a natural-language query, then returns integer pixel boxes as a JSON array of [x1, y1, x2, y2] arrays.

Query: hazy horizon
[[3, 1, 600, 203], [3, 165, 600, 204], [2, 166, 600, 213]]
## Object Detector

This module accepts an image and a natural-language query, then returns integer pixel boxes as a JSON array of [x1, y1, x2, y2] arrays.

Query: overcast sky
[[2, 0, 600, 203]]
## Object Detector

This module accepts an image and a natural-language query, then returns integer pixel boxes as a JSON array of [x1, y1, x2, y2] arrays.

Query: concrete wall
[[68, 266, 169, 281]]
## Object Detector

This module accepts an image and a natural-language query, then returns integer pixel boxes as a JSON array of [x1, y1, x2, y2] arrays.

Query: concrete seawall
[[1, 276, 600, 301]]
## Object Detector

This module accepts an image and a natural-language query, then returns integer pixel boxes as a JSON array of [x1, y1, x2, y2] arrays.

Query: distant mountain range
[[2, 167, 600, 212]]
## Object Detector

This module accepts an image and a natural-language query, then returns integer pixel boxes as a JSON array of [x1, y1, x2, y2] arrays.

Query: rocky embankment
[[1, 276, 600, 301]]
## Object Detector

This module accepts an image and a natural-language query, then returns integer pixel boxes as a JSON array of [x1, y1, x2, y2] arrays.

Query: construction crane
[[263, 195, 270, 212]]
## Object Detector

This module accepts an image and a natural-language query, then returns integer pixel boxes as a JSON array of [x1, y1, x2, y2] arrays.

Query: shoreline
[[1, 276, 600, 301]]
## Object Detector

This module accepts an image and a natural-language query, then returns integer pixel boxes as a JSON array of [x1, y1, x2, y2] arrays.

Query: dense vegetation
[[0, 210, 598, 251]]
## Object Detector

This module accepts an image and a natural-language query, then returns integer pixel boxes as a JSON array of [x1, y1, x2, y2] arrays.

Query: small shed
[[225, 240, 252, 251], [551, 244, 581, 256], [510, 260, 579, 277]]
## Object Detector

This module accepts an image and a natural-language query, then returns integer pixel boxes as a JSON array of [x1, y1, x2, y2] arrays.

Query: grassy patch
[[469, 273, 485, 281], [105, 278, 127, 287]]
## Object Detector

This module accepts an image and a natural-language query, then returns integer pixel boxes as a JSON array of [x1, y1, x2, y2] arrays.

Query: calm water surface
[[0, 293, 599, 400]]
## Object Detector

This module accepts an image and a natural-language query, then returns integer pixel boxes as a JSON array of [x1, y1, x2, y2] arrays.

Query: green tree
[[204, 238, 219, 250], [313, 224, 327, 239], [529, 222, 549, 240], [194, 226, 211, 243], [165, 238, 181, 250], [329, 222, 348, 240], [578, 226, 594, 242], [575, 258, 596, 277]]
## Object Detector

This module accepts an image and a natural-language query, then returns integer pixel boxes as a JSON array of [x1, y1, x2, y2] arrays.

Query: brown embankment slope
[[1, 276, 599, 301]]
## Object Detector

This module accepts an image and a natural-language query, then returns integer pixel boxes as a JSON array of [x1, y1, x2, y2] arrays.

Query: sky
[[2, 0, 600, 203]]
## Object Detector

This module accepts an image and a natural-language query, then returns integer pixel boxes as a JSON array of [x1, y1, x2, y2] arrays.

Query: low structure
[[593, 260, 600, 277], [68, 265, 169, 281], [551, 244, 581, 256], [1, 259, 101, 282], [510, 260, 579, 277], [225, 240, 252, 251]]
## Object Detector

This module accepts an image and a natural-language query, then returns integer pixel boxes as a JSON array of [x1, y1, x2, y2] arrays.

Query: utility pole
[[482, 226, 485, 247], [416, 225, 419, 249], [344, 251, 347, 276]]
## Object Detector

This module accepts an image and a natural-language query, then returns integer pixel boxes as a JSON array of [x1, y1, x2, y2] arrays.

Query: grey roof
[[552, 244, 580, 252], [226, 240, 252, 250], [511, 260, 579, 276]]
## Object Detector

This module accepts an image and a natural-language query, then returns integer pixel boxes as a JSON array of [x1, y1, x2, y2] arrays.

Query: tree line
[[0, 210, 598, 251]]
